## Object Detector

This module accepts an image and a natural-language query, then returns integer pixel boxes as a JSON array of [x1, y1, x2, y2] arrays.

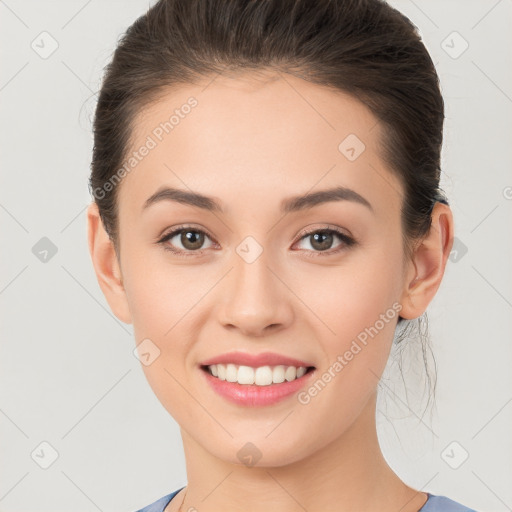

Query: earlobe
[[86, 202, 132, 324], [399, 202, 454, 320]]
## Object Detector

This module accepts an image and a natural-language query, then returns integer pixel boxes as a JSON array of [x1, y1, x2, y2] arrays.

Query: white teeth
[[285, 366, 297, 381], [237, 365, 255, 385], [206, 364, 310, 385], [217, 364, 226, 380], [296, 367, 306, 378], [272, 365, 286, 384], [255, 366, 273, 386], [226, 363, 237, 382]]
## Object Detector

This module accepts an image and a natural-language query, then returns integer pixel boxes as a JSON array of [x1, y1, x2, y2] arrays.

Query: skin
[[87, 71, 453, 512]]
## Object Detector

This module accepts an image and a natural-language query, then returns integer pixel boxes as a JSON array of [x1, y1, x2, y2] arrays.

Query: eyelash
[[156, 224, 357, 258]]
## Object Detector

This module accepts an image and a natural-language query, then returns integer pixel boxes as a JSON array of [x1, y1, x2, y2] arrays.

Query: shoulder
[[420, 493, 479, 512], [134, 487, 184, 512]]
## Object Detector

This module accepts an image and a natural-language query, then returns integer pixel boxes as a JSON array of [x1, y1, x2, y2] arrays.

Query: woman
[[87, 0, 478, 510]]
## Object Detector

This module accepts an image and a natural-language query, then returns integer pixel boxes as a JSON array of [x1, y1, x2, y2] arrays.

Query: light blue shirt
[[135, 488, 479, 511]]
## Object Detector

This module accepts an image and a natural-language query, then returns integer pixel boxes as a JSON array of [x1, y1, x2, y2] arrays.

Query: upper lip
[[200, 351, 315, 368]]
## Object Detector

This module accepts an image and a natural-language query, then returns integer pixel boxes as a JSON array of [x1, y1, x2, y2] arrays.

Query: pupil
[[183, 230, 204, 249], [312, 232, 332, 251]]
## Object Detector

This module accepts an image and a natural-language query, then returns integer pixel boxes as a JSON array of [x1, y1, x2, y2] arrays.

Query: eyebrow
[[142, 185, 373, 214]]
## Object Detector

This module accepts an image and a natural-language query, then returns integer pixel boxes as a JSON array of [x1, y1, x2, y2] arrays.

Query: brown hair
[[89, 0, 448, 413]]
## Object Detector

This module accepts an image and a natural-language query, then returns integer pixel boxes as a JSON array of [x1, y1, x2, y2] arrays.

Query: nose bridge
[[219, 241, 292, 335]]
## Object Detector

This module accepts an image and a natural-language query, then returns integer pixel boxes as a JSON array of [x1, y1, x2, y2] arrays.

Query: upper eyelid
[[297, 224, 351, 238], [159, 225, 217, 243], [160, 224, 349, 239]]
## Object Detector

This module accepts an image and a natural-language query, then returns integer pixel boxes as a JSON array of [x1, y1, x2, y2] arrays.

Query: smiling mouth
[[201, 363, 316, 386]]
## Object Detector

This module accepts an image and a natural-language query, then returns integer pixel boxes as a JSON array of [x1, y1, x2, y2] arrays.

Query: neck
[[172, 392, 427, 512]]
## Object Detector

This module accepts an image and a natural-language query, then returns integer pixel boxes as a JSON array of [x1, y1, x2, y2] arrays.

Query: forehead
[[118, 71, 403, 219]]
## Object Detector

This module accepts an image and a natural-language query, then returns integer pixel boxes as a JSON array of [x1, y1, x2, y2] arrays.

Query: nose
[[218, 250, 294, 337]]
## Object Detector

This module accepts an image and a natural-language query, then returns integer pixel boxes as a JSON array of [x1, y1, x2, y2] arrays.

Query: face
[[113, 71, 412, 466]]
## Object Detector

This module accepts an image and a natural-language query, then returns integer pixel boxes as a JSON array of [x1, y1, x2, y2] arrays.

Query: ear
[[86, 202, 132, 324], [399, 202, 454, 320]]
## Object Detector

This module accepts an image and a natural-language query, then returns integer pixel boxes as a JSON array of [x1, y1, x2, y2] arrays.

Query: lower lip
[[200, 367, 316, 406]]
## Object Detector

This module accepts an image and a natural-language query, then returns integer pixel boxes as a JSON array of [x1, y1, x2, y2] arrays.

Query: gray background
[[0, 1, 511, 511]]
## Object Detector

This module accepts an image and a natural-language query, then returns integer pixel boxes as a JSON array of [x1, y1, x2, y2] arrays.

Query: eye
[[156, 224, 356, 258], [157, 225, 216, 256], [293, 226, 356, 257]]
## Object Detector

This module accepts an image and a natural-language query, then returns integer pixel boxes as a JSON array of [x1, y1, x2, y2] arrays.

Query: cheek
[[122, 258, 205, 422], [121, 244, 204, 338], [121, 250, 209, 396], [291, 262, 402, 445], [290, 243, 404, 418]]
